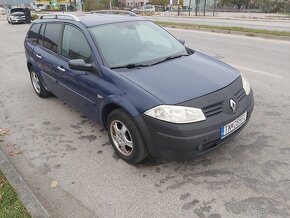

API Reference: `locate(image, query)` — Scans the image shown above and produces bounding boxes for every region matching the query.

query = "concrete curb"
[0,147,50,218]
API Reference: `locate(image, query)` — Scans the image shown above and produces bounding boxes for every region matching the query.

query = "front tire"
[107,109,148,164]
[29,68,51,98]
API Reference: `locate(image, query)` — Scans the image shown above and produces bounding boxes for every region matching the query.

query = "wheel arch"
[100,97,141,130]
[101,103,120,130]
[27,61,33,72]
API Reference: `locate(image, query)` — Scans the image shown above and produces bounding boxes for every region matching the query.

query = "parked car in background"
[7,8,30,24]
[140,5,155,12]
[24,12,254,164]
[132,8,140,13]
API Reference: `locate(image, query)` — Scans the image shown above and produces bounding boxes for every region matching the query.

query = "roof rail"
[39,14,80,21]
[89,10,137,17]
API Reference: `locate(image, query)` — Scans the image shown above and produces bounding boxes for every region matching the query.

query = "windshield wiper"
[111,63,150,69]
[151,54,189,66]
[111,54,189,69]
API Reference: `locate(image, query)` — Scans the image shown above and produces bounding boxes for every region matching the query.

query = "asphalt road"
[148,16,290,32]
[0,21,290,218]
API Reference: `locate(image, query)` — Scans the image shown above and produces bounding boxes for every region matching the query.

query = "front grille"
[235,88,246,102]
[203,102,223,118]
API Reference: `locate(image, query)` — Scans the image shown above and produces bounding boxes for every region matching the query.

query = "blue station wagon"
[24,12,254,163]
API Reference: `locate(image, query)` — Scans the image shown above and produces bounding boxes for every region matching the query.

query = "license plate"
[221,111,247,139]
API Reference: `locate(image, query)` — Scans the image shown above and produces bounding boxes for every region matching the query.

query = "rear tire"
[107,109,148,164]
[29,67,51,98]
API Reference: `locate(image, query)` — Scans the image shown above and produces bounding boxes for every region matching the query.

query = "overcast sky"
[1,0,32,5]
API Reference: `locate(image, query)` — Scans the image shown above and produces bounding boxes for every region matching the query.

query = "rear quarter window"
[42,23,62,53]
[27,23,41,44]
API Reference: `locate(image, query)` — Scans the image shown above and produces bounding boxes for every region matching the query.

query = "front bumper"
[136,80,254,160]
[11,18,26,23]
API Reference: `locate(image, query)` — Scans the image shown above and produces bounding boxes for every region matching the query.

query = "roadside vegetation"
[0,171,31,218]
[218,0,290,13]
[81,0,289,13]
[31,13,39,21]
[155,21,290,38]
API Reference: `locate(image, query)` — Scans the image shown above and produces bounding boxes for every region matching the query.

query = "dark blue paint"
[119,51,240,104]
[25,16,241,129]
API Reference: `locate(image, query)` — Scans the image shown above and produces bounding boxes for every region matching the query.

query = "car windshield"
[89,21,188,68]
[11,9,25,15]
[11,12,25,15]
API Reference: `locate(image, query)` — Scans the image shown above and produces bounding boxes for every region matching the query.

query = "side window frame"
[38,21,63,55]
[27,23,41,45]
[37,23,46,47]
[59,23,93,64]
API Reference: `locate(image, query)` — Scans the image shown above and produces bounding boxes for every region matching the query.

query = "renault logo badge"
[229,99,236,112]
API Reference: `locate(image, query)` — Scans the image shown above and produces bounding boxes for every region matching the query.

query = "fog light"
[196,144,204,151]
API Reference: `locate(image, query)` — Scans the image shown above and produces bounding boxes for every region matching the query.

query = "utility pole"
[203,0,206,16]
[195,0,198,16]
[178,0,180,16]
[188,0,192,16]
[213,0,216,16]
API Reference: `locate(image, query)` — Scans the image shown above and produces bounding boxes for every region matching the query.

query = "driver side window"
[61,25,91,63]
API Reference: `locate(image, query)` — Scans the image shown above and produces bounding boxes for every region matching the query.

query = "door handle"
[57,66,65,72]
[36,54,42,59]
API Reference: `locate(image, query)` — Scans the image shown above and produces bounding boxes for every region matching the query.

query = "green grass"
[0,171,31,218]
[155,21,290,37]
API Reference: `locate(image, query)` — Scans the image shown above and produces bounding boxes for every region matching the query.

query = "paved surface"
[0,149,49,218]
[148,16,290,32]
[0,21,290,218]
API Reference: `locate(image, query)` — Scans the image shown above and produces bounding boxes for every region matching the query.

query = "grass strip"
[0,170,31,218]
[155,21,290,37]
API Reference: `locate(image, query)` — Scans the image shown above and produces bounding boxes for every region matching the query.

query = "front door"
[56,24,99,121]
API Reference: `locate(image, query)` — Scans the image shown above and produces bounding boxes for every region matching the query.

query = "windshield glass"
[89,21,188,68]
[11,9,25,15]
[11,12,25,15]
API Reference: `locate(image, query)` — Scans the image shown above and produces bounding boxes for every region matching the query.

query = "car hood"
[119,51,240,104]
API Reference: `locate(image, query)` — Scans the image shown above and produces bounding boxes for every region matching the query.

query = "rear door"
[25,23,41,61]
[34,22,62,93]
[56,24,99,121]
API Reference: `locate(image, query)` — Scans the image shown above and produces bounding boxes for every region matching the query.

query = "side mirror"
[178,39,185,45]
[68,59,95,72]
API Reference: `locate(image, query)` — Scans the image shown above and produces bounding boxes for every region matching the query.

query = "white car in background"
[140,5,155,12]
[7,8,27,24]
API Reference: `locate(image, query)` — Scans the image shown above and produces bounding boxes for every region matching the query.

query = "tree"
[83,0,112,11]
[149,0,168,6]
[98,0,111,9]
[231,0,250,9]
[83,0,98,11]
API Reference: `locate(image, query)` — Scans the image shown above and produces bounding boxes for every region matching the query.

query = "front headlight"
[241,74,251,95]
[144,105,206,124]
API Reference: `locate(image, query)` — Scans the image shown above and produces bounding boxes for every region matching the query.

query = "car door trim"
[42,70,56,82]
[58,80,96,104]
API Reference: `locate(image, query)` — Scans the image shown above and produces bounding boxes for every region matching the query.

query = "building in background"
[118,0,149,7]
[31,0,83,10]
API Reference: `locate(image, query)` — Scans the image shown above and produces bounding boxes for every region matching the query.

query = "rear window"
[42,23,62,53]
[27,23,41,44]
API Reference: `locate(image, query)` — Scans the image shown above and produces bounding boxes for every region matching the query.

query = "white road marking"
[229,63,283,79]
